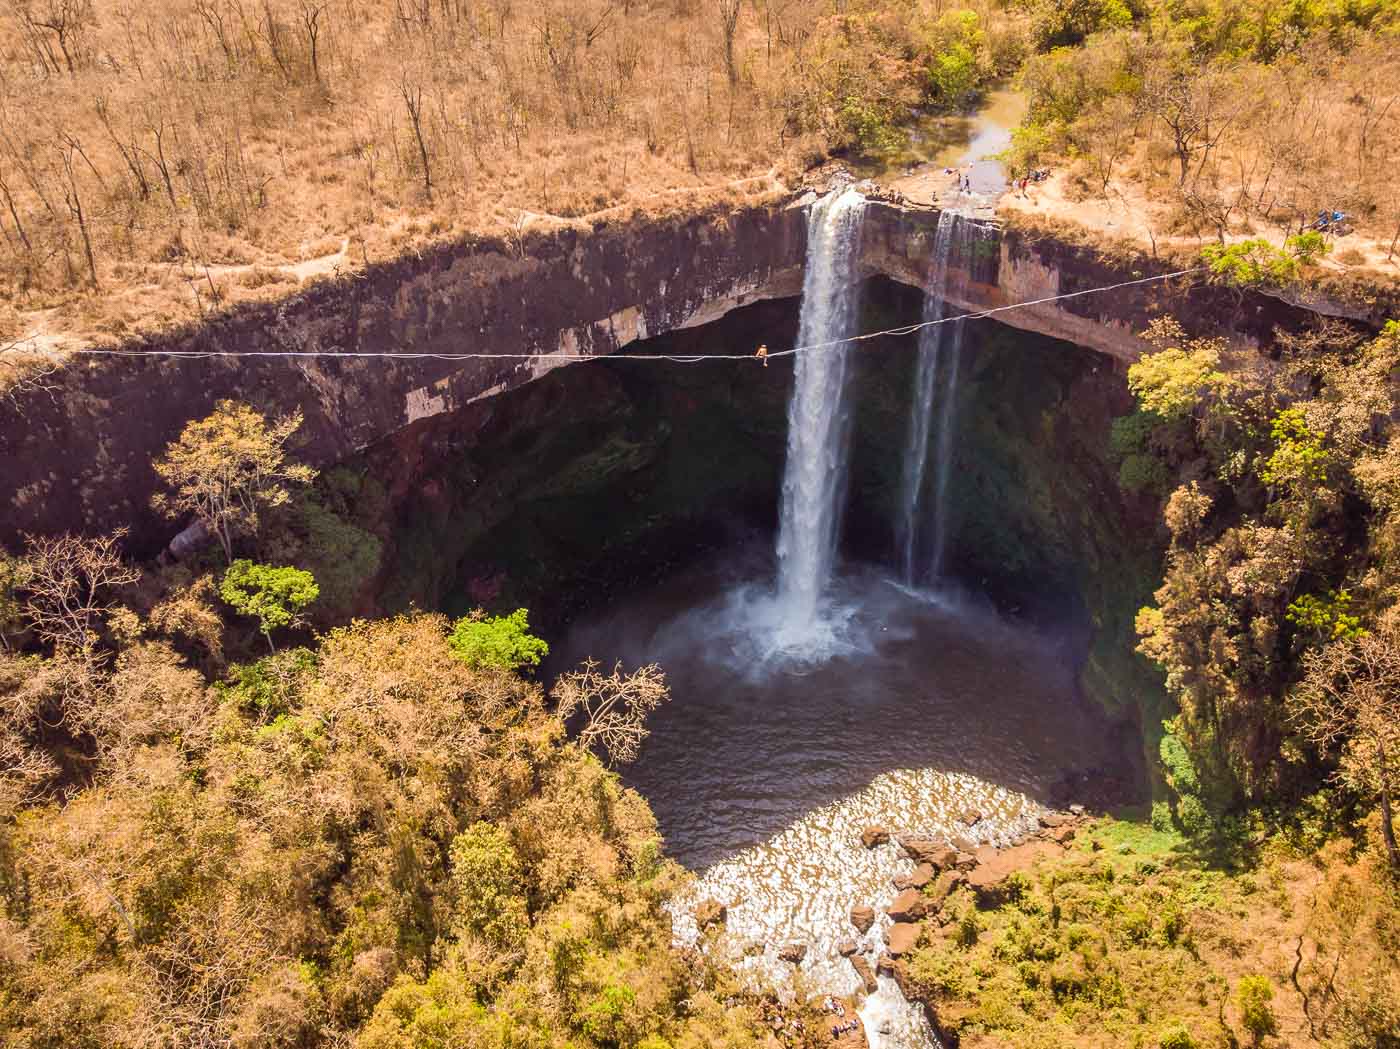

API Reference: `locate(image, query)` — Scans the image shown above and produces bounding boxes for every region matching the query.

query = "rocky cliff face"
[0,199,807,551]
[0,194,1364,549]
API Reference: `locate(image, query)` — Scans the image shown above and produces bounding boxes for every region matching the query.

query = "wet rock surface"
[886,889,928,923]
[898,837,957,869]
[850,905,876,935]
[861,826,891,849]
[892,863,935,891]
[778,943,808,965]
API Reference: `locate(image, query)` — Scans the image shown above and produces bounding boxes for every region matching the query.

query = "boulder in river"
[838,939,859,957]
[850,905,876,934]
[861,826,891,849]
[777,943,807,965]
[898,837,957,869]
[694,899,727,929]
[886,888,928,923]
[892,862,936,892]
[885,923,920,957]
[850,954,879,994]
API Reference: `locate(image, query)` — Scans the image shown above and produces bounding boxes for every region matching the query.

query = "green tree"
[1235,975,1278,1045]
[921,11,987,109]
[220,560,319,651]
[153,401,316,562]
[1287,590,1365,645]
[449,822,528,948]
[447,608,548,671]
[1201,240,1300,287]
[1261,408,1331,490]
[1029,0,1134,50]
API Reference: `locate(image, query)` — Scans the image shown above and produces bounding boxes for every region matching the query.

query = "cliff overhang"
[0,194,1383,549]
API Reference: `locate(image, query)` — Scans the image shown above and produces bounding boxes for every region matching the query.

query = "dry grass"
[998,33,1400,286]
[0,0,856,348]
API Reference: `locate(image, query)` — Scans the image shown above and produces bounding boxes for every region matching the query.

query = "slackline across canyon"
[19,267,1203,366]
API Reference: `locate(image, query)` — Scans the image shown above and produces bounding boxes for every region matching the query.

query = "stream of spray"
[770,187,867,649]
[896,212,983,585]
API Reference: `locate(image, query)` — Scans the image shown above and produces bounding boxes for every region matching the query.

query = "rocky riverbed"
[668,761,1095,1049]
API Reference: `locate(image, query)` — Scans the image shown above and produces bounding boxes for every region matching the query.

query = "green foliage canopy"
[219,560,319,646]
[448,608,549,671]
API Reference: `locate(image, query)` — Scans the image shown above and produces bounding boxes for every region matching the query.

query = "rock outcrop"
[861,826,891,849]
[777,943,807,965]
[892,863,935,891]
[850,905,876,934]
[885,923,920,957]
[1,196,1356,550]
[849,954,879,995]
[886,889,928,923]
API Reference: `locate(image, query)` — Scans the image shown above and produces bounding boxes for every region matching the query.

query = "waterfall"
[896,211,980,585]
[772,187,867,639]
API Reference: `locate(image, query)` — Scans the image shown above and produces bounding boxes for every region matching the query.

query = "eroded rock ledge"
[0,194,1365,548]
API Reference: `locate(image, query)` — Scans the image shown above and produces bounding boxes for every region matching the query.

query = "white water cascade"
[771,187,867,651]
[896,211,985,585]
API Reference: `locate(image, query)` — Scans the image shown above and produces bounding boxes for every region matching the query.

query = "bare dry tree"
[0,335,60,410]
[552,658,668,766]
[1294,627,1400,869]
[718,0,742,88]
[18,529,139,653]
[398,65,433,202]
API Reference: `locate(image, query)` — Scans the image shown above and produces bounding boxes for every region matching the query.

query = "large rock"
[694,899,726,929]
[837,939,859,958]
[886,888,928,923]
[861,826,891,848]
[1048,823,1077,845]
[777,943,807,964]
[966,840,1059,903]
[899,837,957,869]
[885,923,921,956]
[893,863,936,891]
[849,954,879,995]
[850,905,876,934]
